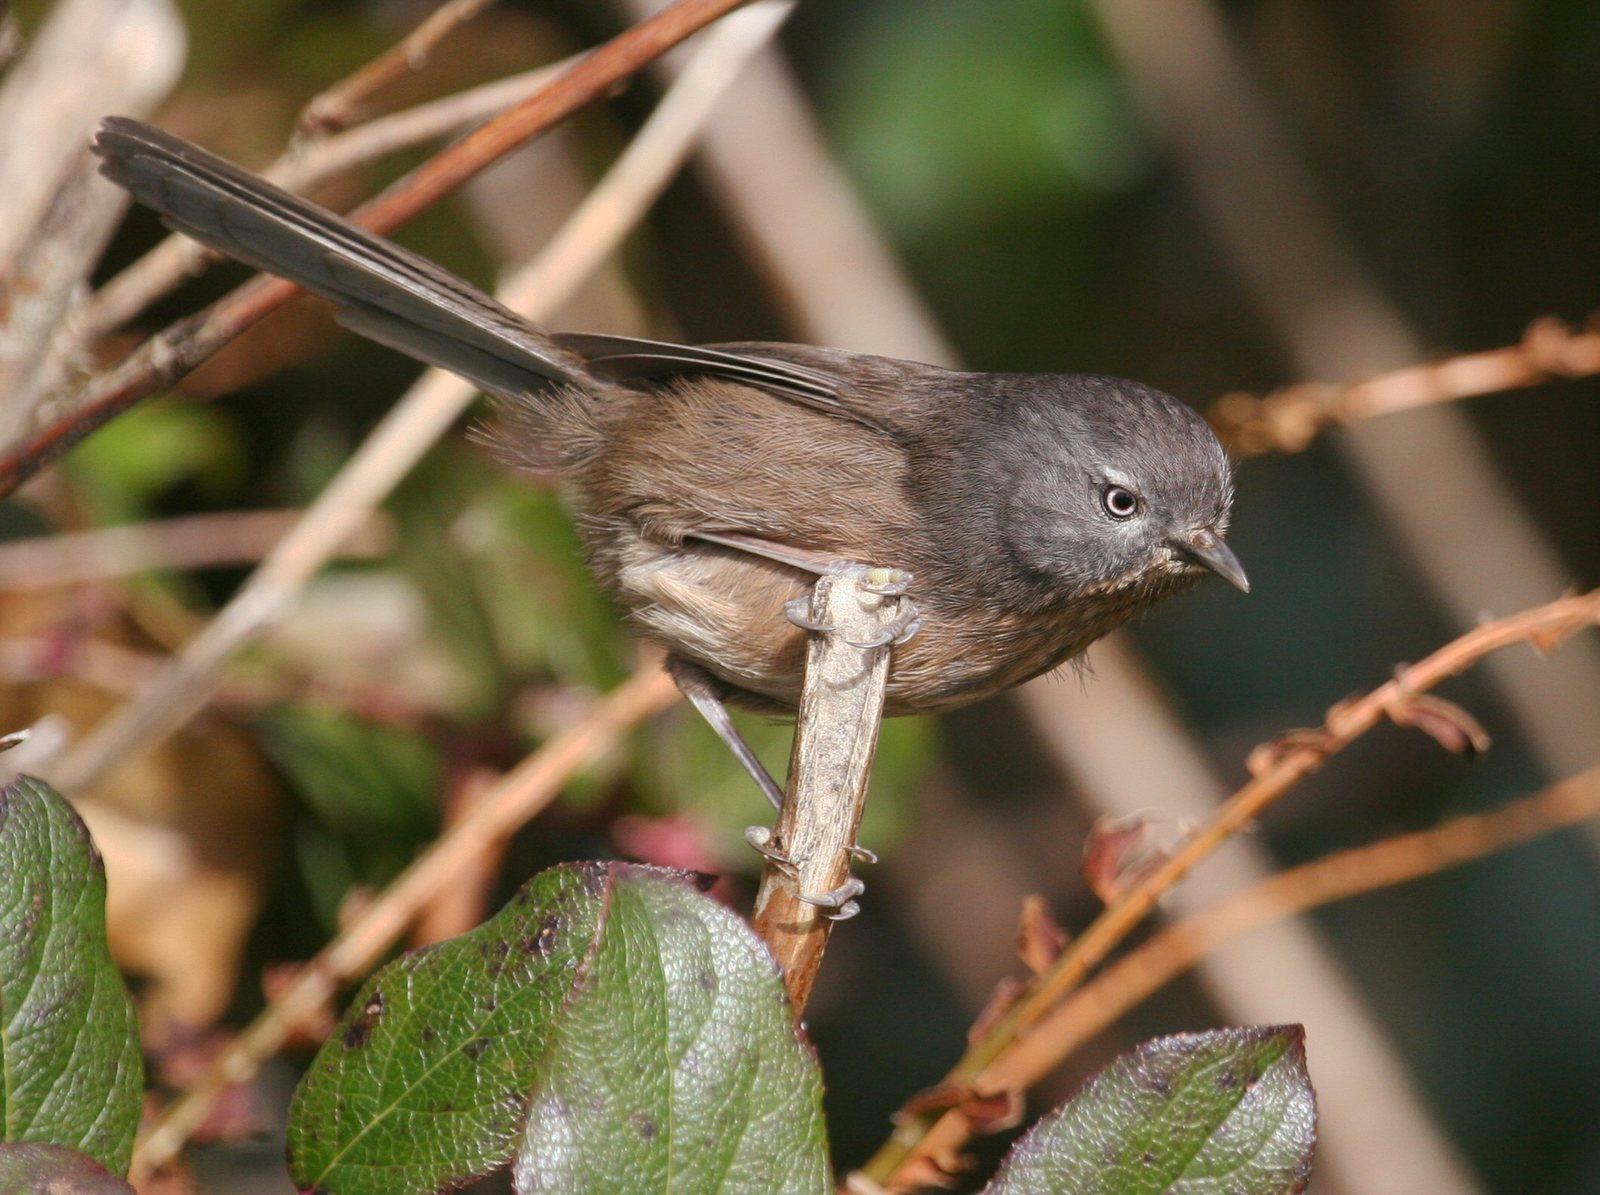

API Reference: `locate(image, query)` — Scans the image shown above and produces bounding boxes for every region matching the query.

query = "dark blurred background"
[3,0,1598,1190]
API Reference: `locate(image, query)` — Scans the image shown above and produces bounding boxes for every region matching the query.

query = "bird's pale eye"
[1101,484,1140,520]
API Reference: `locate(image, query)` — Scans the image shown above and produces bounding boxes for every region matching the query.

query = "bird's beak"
[1173,528,1250,593]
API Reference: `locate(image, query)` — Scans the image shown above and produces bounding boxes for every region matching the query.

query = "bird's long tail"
[92,116,593,402]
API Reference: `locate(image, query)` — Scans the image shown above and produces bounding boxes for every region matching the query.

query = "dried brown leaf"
[1015,895,1068,974]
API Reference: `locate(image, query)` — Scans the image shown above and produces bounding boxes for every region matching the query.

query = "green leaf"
[287,863,829,1195]
[0,1143,134,1192]
[0,778,143,1174]
[986,1025,1315,1195]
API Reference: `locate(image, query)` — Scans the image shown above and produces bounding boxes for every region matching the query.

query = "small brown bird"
[94,118,1247,819]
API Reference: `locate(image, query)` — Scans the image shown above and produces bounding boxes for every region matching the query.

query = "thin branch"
[0,13,23,72]
[0,0,757,500]
[128,665,681,1181]
[81,58,578,340]
[0,0,184,444]
[0,509,392,588]
[0,635,159,696]
[43,0,790,796]
[991,764,1600,1095]
[298,0,501,134]
[858,586,1600,1189]
[1212,313,1600,458]
[0,0,182,268]
[752,574,900,1012]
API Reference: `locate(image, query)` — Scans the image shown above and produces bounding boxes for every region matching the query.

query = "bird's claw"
[785,596,834,634]
[795,875,866,921]
[845,601,922,649]
[747,827,873,918]
[745,824,801,879]
[790,593,922,650]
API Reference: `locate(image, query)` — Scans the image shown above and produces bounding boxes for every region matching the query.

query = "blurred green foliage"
[6,0,1600,1189]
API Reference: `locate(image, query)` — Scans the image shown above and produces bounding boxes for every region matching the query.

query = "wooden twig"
[0,509,391,588]
[0,0,184,444]
[82,58,578,340]
[46,0,789,789]
[1211,313,1600,458]
[0,0,756,500]
[298,0,501,134]
[752,574,902,1012]
[0,13,23,72]
[0,0,182,267]
[859,586,1600,1189]
[991,764,1600,1094]
[129,666,681,1181]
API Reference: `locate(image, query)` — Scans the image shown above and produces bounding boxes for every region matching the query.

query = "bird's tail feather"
[93,116,590,401]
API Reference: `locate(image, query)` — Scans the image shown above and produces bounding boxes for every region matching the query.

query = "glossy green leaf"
[287,863,828,1194]
[0,778,143,1174]
[0,1143,134,1192]
[986,1025,1315,1195]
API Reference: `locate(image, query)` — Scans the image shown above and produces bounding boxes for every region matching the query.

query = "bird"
[92,116,1247,845]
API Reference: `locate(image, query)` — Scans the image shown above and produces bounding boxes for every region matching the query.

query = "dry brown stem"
[0,509,391,589]
[82,58,576,340]
[298,0,501,134]
[0,0,756,500]
[0,0,184,445]
[752,574,900,1012]
[995,763,1600,1097]
[859,586,1600,1189]
[1212,313,1600,458]
[129,666,681,1180]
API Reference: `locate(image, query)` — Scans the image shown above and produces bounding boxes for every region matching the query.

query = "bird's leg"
[667,656,785,810]
[669,655,876,918]
[691,530,922,647]
[674,538,899,914]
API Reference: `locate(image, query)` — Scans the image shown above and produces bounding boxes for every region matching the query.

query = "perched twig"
[0,0,757,499]
[0,509,391,588]
[1212,313,1600,458]
[992,764,1600,1094]
[859,586,1600,1189]
[752,574,902,1012]
[298,0,500,134]
[82,58,578,340]
[129,666,681,1181]
[46,0,790,795]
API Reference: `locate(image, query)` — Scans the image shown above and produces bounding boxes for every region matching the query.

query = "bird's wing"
[553,333,942,437]
[93,117,586,399]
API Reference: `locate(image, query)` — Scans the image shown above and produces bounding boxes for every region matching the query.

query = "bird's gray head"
[981,373,1246,609]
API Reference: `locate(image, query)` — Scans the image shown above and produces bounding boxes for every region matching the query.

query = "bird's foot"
[795,875,865,921]
[785,592,922,648]
[745,826,872,920]
[827,561,914,597]
[746,824,800,878]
